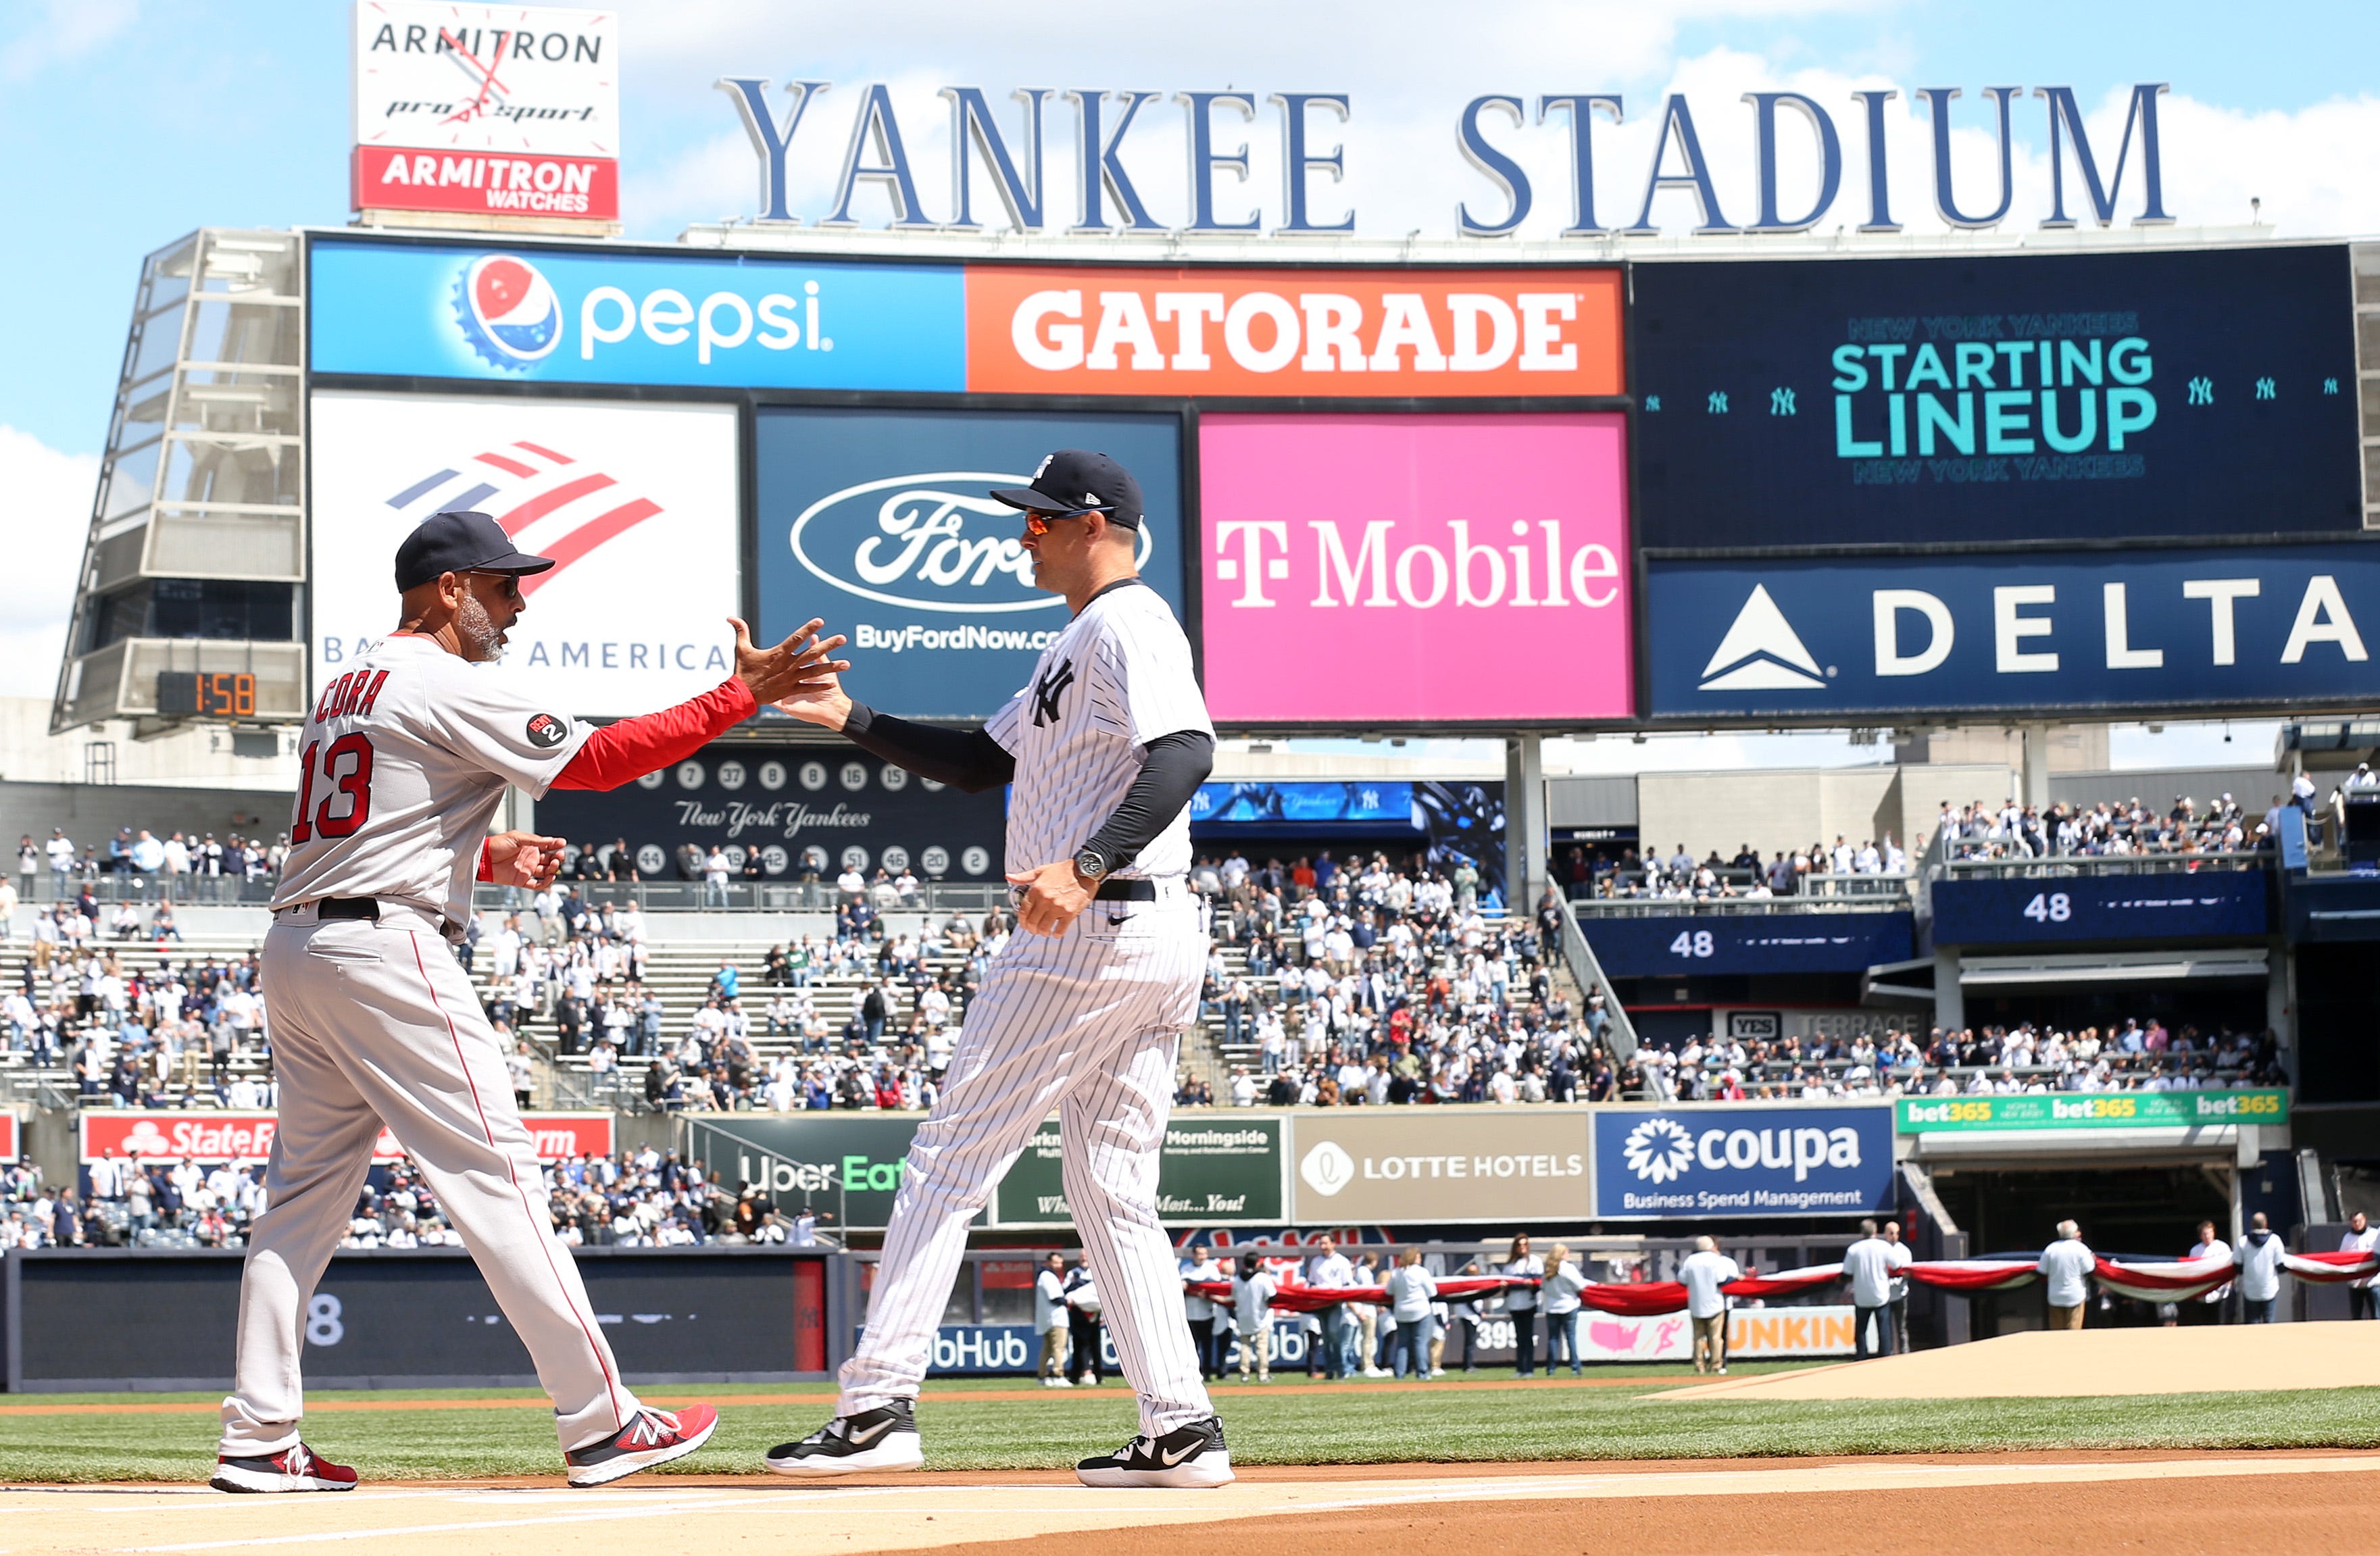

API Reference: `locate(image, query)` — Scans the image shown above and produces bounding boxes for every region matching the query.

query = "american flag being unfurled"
[385,438,663,596]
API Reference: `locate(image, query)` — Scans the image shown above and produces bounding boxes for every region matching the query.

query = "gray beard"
[457,591,506,662]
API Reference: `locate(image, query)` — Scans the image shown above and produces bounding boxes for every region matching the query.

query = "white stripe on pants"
[839,894,1214,1436]
[221,909,638,1455]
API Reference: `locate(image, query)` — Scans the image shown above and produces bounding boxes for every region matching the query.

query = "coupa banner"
[308,236,964,389]
[754,405,1187,720]
[1591,1105,1895,1220]
[1647,543,2380,720]
[78,1111,613,1163]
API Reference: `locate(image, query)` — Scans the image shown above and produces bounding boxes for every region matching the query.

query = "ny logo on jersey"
[1031,659,1076,727]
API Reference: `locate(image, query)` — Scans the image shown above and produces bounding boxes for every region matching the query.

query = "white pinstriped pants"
[222,905,641,1456]
[840,890,1215,1436]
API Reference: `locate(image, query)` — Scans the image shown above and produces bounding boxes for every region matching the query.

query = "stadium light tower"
[50,230,309,734]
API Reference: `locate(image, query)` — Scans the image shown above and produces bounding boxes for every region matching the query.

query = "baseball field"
[3,1326,2377,1555]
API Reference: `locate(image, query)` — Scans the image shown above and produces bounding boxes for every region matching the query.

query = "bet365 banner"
[1897,1089,2287,1134]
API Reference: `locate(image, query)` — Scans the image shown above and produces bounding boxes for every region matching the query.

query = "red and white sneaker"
[210,1442,358,1494]
[565,1404,719,1487]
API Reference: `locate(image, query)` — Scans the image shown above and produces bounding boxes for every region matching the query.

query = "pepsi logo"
[454,255,562,369]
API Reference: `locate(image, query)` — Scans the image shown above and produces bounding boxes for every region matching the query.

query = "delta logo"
[455,253,562,369]
[1700,584,1829,693]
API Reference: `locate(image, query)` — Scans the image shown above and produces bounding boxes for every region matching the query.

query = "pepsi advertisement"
[1632,245,2362,548]
[307,236,964,390]
[1592,1105,1895,1220]
[1930,871,2269,947]
[1579,912,1912,978]
[753,407,1187,722]
[1647,543,2380,721]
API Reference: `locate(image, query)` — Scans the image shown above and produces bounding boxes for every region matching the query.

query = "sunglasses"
[1022,507,1096,537]
[466,570,526,603]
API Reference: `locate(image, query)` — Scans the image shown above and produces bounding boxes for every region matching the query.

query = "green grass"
[3,1372,2375,1484]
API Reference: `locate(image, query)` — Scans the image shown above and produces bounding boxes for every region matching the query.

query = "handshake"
[729,615,857,731]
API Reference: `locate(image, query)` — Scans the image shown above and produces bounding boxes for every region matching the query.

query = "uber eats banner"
[1591,1105,1895,1220]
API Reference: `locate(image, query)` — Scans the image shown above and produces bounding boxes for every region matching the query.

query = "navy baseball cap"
[989,449,1143,530]
[394,511,555,592]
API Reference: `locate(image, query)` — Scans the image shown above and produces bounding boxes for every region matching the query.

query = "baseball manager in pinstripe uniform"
[766,450,1230,1488]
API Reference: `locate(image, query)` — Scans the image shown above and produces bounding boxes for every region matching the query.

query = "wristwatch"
[1074,843,1113,883]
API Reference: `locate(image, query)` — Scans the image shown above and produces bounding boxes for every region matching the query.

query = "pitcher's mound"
[1662,1321,2380,1401]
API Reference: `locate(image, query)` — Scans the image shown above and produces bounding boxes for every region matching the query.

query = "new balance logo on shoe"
[564,1403,718,1488]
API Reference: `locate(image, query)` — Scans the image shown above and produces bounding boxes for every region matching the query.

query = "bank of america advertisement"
[1591,1105,1895,1220]
[309,392,739,717]
[1632,245,2361,549]
[1648,543,2380,720]
[754,406,1187,722]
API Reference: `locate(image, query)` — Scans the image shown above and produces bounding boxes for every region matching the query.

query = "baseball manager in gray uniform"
[214,510,843,1492]
[766,450,1229,1488]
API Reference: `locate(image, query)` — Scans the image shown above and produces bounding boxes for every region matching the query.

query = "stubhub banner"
[309,236,963,390]
[1592,1105,1895,1220]
[1649,543,2380,720]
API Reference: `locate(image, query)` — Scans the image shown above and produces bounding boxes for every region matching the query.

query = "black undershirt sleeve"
[1082,730,1215,870]
[841,702,1017,793]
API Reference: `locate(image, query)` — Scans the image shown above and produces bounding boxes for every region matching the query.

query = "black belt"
[1093,878,1158,901]
[316,897,381,921]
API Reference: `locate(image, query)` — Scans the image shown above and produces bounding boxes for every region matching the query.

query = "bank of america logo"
[385,441,663,597]
[1700,584,1825,692]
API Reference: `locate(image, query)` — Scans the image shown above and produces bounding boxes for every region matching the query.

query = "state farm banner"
[966,266,1622,396]
[1200,412,1633,725]
[351,3,620,222]
[79,1111,613,1164]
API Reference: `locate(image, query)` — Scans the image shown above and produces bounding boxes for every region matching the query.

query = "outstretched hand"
[487,830,566,890]
[766,617,857,731]
[732,617,850,709]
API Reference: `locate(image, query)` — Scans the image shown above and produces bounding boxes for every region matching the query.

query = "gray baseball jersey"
[983,581,1212,878]
[274,634,588,922]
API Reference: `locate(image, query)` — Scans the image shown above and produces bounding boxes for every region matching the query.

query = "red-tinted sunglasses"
[1022,507,1097,536]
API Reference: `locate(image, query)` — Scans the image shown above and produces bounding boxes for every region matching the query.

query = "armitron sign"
[78,1111,613,1163]
[351,3,620,223]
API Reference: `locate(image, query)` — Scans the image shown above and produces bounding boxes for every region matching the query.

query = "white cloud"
[1,0,137,82]
[0,426,99,700]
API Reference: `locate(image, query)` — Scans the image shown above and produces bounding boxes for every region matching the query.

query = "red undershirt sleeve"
[476,840,495,882]
[549,678,758,793]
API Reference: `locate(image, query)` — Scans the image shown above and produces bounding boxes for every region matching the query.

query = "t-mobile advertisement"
[1198,413,1633,725]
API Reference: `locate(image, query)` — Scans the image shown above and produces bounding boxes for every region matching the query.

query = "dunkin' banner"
[78,1111,614,1164]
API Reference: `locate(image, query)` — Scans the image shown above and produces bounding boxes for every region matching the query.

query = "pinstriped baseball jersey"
[983,580,1211,878]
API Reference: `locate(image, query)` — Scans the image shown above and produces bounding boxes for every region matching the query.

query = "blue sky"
[1,0,2372,768]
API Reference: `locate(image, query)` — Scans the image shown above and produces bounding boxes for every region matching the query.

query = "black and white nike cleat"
[764,1399,924,1476]
[1076,1415,1233,1488]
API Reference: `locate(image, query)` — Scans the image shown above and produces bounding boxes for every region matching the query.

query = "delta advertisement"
[1929,870,2271,945]
[78,1111,613,1163]
[534,741,1007,882]
[753,406,1187,721]
[964,266,1625,396]
[1591,1105,1895,1220]
[308,237,965,389]
[1199,413,1633,725]
[1631,245,2362,549]
[308,392,739,717]
[1647,544,2380,721]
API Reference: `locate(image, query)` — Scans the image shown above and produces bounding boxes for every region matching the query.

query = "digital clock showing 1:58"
[156,671,256,718]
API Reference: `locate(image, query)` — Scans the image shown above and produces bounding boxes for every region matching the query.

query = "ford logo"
[788,471,1154,614]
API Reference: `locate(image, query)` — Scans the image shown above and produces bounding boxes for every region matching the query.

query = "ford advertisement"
[1591,1105,1895,1220]
[1631,245,2361,548]
[308,236,964,390]
[754,406,1187,721]
[1647,543,2380,721]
